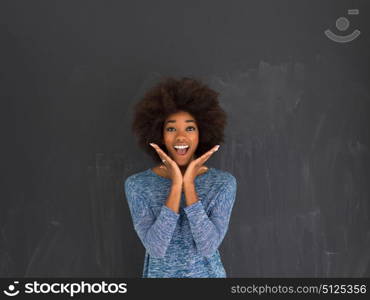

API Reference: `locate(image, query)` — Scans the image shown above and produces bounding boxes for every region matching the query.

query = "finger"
[159,164,169,175]
[149,143,173,164]
[156,147,173,164]
[198,165,208,174]
[197,145,220,165]
[151,145,170,163]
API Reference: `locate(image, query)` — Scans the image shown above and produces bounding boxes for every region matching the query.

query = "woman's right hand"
[149,143,183,185]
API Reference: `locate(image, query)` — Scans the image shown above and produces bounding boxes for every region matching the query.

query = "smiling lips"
[173,144,189,156]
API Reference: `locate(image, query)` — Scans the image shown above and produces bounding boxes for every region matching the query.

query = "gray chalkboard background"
[1,0,369,277]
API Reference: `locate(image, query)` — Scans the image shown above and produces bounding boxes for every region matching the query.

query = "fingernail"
[149,143,154,147]
[215,145,220,151]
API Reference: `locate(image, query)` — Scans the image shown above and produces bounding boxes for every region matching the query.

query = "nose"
[175,128,188,137]
[175,136,186,142]
[175,132,187,142]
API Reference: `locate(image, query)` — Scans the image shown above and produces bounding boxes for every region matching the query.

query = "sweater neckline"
[149,167,214,181]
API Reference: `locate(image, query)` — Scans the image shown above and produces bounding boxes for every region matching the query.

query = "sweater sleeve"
[183,175,237,257]
[124,177,180,259]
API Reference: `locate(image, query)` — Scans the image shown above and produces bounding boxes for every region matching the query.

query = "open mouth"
[173,145,189,156]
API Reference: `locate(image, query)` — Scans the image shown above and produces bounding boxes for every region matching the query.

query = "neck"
[179,155,195,175]
[179,165,187,175]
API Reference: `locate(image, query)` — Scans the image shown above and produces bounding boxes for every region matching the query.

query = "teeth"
[174,145,189,149]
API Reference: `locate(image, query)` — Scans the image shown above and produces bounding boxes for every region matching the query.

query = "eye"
[165,126,196,132]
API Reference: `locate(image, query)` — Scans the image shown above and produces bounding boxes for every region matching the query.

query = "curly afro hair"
[131,76,227,164]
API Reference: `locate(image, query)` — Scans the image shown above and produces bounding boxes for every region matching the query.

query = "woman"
[124,76,237,278]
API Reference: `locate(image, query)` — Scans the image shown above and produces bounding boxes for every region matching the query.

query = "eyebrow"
[165,120,195,124]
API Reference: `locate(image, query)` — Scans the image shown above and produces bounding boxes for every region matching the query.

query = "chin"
[176,160,189,167]
[171,154,194,166]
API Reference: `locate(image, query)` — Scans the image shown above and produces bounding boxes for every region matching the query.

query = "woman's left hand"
[183,145,220,184]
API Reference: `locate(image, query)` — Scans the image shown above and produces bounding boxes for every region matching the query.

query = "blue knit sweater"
[124,167,237,278]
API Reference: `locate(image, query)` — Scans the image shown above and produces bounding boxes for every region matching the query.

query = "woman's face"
[162,110,199,167]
